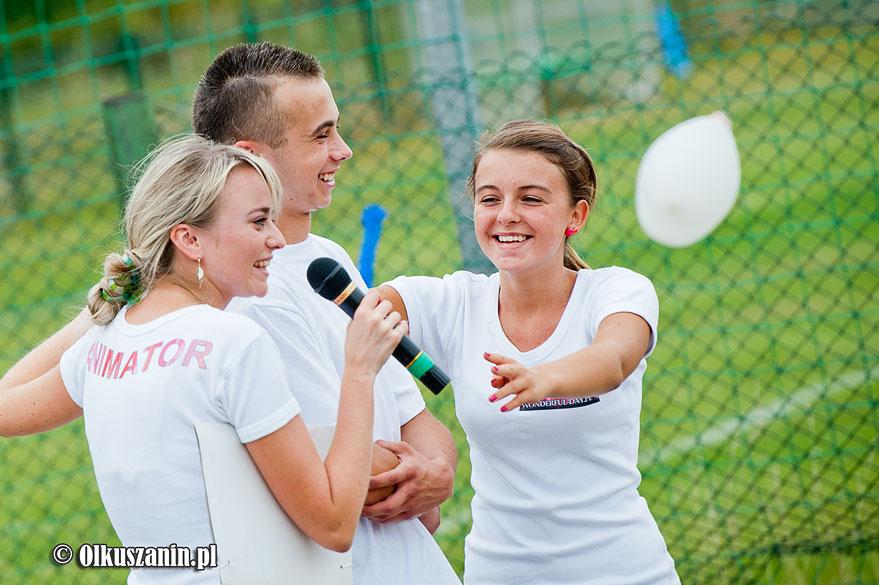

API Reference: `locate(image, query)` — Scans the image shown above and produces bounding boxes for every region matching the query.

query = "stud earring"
[196,258,205,284]
[564,226,578,238]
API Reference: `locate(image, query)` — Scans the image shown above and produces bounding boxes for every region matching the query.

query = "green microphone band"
[406,352,435,379]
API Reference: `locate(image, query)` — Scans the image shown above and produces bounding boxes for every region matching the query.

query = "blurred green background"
[0,0,877,583]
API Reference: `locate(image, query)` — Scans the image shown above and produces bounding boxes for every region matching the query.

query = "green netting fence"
[1,0,877,583]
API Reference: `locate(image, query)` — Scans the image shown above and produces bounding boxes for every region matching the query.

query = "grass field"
[0,13,876,585]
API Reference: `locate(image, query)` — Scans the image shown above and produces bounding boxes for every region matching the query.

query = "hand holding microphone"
[307,258,450,394]
[344,289,408,378]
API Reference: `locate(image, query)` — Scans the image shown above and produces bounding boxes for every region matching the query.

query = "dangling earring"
[196,258,205,284]
[564,226,578,238]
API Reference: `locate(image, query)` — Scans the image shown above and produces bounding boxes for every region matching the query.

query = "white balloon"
[635,111,741,248]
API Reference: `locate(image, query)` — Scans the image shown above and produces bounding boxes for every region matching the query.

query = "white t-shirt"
[59,304,300,585]
[228,234,461,585]
[387,267,680,585]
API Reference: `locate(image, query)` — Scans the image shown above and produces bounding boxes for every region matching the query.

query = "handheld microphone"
[307,257,450,395]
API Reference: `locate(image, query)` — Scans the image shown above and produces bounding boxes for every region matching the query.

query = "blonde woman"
[0,135,406,585]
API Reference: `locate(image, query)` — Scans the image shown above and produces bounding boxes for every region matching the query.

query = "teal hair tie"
[116,253,142,304]
[100,275,141,305]
[100,279,123,302]
[123,289,141,305]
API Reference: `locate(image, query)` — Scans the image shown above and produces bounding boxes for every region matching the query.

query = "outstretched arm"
[0,366,82,437]
[1,307,92,388]
[487,312,652,412]
[0,309,91,437]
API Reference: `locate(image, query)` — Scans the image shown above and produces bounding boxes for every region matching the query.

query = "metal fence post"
[119,32,143,92]
[0,62,30,214]
[416,0,493,274]
[360,0,391,119]
[241,0,259,44]
[101,94,158,209]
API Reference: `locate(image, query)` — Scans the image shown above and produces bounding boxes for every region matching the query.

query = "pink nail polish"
[489,394,497,403]
[483,352,491,359]
[500,405,508,412]
[491,366,499,374]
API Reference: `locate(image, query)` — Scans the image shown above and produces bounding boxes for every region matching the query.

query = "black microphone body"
[322,285,431,378]
[307,257,450,395]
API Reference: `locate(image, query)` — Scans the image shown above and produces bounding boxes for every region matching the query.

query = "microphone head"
[307,257,352,300]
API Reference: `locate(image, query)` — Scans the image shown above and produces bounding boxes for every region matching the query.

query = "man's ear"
[168,223,202,261]
[234,140,261,155]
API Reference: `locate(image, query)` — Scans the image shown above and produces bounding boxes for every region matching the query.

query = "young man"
[192,43,460,583]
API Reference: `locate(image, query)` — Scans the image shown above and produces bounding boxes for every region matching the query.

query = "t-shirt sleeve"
[217,330,301,444]
[589,268,660,357]
[384,273,465,373]
[59,328,100,408]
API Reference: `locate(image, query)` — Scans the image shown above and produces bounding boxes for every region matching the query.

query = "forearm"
[323,370,376,530]
[488,313,653,413]
[247,371,379,553]
[1,307,92,390]
[535,343,628,399]
[0,367,82,438]
[502,312,652,402]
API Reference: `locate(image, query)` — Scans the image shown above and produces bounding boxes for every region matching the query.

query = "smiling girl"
[0,135,406,585]
[378,120,680,584]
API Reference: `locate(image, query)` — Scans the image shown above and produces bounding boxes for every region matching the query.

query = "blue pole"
[656,1,693,79]
[359,204,388,287]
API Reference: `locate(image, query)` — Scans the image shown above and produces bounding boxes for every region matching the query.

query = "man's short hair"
[192,42,324,147]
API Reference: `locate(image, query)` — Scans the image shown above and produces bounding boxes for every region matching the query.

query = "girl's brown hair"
[468,120,598,269]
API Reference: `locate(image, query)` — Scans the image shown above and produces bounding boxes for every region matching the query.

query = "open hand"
[485,352,558,412]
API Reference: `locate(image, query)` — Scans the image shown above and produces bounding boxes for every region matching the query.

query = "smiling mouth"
[254,259,271,269]
[494,234,530,243]
[318,172,336,186]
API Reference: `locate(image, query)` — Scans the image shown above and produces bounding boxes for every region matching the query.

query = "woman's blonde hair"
[87,134,283,325]
[467,119,598,270]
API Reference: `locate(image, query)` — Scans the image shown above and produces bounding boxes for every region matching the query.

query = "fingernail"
[500,405,508,412]
[491,366,499,374]
[483,352,491,359]
[488,394,497,403]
